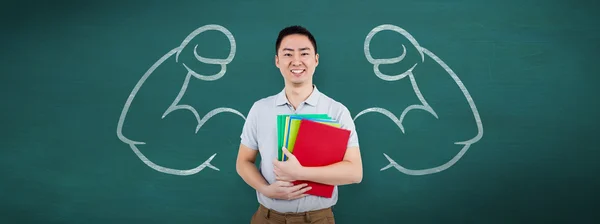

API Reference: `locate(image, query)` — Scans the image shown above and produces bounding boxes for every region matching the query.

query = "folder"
[277,114,329,161]
[283,116,339,161]
[291,119,351,198]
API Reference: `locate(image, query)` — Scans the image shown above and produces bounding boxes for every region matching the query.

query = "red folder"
[292,119,351,198]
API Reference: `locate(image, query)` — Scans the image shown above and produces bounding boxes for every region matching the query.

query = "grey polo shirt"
[239,85,360,213]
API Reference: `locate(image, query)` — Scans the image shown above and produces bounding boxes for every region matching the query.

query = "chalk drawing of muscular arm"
[355,24,484,175]
[116,24,245,176]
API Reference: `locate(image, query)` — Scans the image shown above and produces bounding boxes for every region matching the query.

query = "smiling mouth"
[291,69,305,75]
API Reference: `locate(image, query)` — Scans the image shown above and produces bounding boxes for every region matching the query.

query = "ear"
[275,54,280,68]
[315,53,319,67]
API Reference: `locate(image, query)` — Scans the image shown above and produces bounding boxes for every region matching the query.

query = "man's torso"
[245,86,358,213]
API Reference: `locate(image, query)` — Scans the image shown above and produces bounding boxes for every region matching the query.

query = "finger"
[289,183,309,192]
[282,147,293,158]
[290,193,308,200]
[298,186,312,194]
[288,186,312,199]
[290,185,312,197]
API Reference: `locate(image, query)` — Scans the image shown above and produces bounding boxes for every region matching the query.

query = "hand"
[273,147,304,182]
[261,180,312,200]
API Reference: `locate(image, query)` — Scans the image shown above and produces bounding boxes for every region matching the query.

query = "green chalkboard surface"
[1,0,599,223]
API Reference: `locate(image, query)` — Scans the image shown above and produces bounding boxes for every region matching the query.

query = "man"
[236,25,362,224]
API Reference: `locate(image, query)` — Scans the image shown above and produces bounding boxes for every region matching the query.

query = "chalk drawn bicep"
[163,24,241,132]
[117,47,180,145]
[418,46,484,145]
[360,24,484,176]
[117,24,243,176]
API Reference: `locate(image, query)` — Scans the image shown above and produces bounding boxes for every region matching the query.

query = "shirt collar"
[275,85,321,107]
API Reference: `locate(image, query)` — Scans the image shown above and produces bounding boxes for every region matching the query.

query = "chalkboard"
[2,0,599,223]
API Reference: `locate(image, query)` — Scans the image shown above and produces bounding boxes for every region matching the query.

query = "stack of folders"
[276,114,351,198]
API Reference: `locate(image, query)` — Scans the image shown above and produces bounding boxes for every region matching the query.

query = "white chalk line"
[356,24,484,176]
[117,24,245,176]
[116,23,483,176]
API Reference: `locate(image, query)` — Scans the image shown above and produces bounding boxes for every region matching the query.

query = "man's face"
[275,34,319,85]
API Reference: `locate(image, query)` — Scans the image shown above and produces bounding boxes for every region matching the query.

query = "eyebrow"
[282,47,312,51]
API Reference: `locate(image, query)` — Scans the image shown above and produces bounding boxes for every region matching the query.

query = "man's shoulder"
[252,94,277,107]
[248,91,280,112]
[318,91,350,113]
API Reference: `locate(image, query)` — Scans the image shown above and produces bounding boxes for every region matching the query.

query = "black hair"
[275,25,317,55]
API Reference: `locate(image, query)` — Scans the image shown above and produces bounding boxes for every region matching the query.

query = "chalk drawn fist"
[355,24,484,175]
[116,24,245,175]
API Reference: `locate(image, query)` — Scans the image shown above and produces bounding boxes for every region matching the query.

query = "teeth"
[291,69,304,74]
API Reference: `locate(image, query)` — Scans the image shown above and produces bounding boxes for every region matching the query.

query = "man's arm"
[235,144,270,194]
[296,104,363,186]
[237,144,313,200]
[298,146,363,185]
[299,147,363,185]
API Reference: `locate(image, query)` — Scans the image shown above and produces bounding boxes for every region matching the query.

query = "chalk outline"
[116,24,483,176]
[356,24,484,175]
[116,24,245,176]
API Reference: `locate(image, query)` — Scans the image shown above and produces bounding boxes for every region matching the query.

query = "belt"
[258,204,331,223]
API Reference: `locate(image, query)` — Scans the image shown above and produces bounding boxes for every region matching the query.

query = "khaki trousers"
[250,204,335,224]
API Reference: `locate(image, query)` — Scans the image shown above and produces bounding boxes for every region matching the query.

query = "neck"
[284,83,314,109]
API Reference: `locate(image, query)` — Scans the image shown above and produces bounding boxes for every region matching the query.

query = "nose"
[292,60,302,66]
[292,54,302,66]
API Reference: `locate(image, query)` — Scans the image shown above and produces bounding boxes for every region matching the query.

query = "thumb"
[282,147,294,157]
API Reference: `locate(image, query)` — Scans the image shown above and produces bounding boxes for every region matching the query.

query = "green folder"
[277,114,330,161]
[283,116,340,161]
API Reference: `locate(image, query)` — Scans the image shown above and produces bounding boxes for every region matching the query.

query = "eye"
[284,53,292,56]
[302,53,310,56]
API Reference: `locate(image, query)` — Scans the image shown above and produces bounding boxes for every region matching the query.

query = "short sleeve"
[240,102,259,150]
[338,105,360,148]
